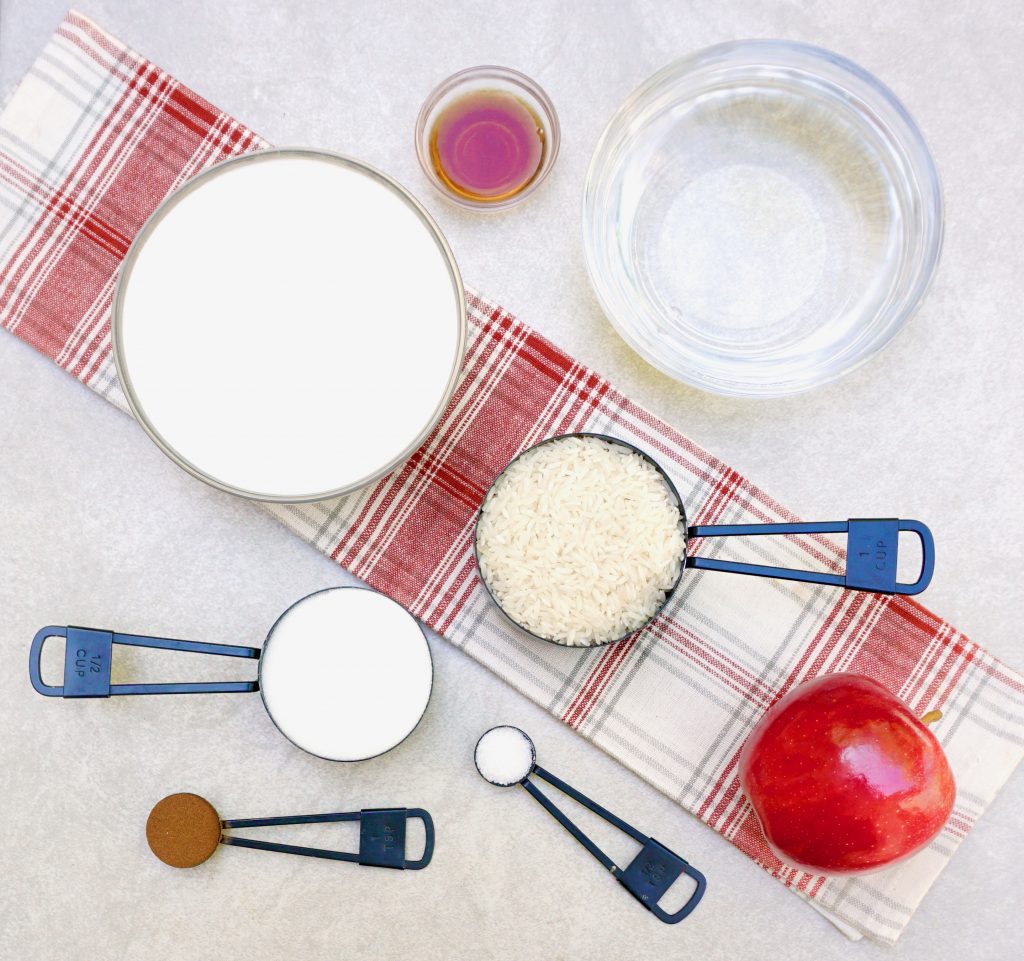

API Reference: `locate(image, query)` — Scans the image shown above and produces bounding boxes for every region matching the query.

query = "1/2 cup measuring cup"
[474,433,935,647]
[29,587,433,762]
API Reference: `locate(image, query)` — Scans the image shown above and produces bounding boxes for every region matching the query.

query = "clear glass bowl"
[415,66,560,210]
[582,41,943,397]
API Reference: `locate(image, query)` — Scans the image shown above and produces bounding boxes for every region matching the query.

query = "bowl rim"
[112,146,467,503]
[581,39,945,398]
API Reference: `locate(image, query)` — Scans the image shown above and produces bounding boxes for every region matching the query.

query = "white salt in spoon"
[474,725,707,924]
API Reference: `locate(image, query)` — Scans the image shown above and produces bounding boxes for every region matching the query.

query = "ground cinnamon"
[146,793,221,868]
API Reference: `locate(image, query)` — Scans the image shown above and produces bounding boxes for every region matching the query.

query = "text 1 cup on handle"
[29,626,260,698]
[685,518,935,596]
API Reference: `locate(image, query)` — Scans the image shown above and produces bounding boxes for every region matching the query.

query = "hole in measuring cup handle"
[616,837,707,924]
[28,625,260,697]
[29,626,113,697]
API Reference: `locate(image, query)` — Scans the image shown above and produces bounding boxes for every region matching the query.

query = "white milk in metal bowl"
[258,587,433,761]
[114,148,465,502]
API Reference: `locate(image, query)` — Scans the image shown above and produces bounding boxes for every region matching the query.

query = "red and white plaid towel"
[3,11,1022,943]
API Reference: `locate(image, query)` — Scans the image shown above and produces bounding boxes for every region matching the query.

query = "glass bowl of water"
[582,41,943,397]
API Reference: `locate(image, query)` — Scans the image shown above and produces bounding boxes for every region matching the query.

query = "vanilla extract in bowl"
[430,90,545,202]
[416,66,560,209]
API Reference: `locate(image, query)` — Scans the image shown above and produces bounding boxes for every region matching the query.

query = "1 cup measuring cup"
[474,433,936,647]
[29,587,433,762]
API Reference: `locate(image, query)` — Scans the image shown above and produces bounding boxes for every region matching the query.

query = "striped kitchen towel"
[2,11,1022,943]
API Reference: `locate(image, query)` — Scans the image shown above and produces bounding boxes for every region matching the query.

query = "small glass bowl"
[415,65,560,210]
[583,41,944,397]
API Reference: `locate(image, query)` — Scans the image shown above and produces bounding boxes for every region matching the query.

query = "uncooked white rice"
[475,435,685,646]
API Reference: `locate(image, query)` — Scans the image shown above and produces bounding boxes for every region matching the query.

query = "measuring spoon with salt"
[474,726,706,924]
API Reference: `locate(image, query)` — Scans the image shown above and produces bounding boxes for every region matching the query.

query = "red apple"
[738,673,955,875]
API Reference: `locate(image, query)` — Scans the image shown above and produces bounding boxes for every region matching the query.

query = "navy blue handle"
[402,809,436,870]
[619,838,708,924]
[686,518,934,596]
[29,625,260,698]
[29,626,68,697]
[523,765,705,923]
[220,808,434,870]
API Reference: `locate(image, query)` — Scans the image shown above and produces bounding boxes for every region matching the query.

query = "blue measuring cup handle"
[29,625,260,698]
[686,518,935,596]
[617,838,708,923]
[219,807,435,870]
[522,765,707,924]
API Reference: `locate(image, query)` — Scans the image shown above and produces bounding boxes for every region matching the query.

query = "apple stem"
[920,709,943,725]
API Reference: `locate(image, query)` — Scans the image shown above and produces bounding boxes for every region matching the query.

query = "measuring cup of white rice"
[473,433,936,647]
